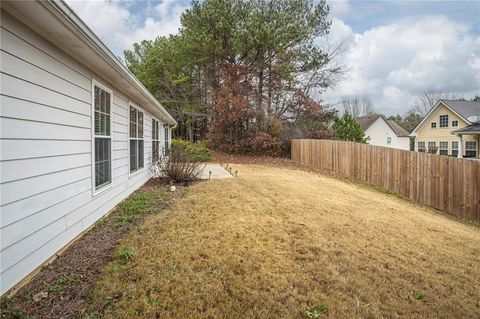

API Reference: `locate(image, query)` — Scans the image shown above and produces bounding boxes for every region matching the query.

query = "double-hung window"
[129,105,144,173]
[164,125,170,153]
[451,141,458,157]
[439,115,448,128]
[439,141,448,155]
[417,141,426,152]
[427,141,437,154]
[465,141,477,158]
[152,119,160,162]
[93,83,112,191]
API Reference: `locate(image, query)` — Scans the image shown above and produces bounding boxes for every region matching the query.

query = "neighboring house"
[356,115,410,150]
[0,1,176,294]
[410,100,480,158]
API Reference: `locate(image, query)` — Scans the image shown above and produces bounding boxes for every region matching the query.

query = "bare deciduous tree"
[413,90,463,116]
[340,96,376,118]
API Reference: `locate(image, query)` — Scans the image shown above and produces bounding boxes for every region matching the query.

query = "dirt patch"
[1,180,184,319]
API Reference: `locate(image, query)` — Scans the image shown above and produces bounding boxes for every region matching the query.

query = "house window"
[386,137,392,145]
[164,126,170,152]
[452,120,458,127]
[93,84,112,190]
[129,105,144,173]
[439,115,448,128]
[152,119,160,162]
[428,141,437,154]
[451,141,458,157]
[465,141,477,158]
[439,141,448,155]
[418,141,426,152]
[431,122,437,128]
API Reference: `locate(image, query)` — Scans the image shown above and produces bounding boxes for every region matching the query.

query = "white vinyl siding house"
[356,115,411,150]
[0,2,175,295]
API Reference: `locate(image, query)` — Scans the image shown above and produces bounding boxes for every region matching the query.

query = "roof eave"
[50,0,177,126]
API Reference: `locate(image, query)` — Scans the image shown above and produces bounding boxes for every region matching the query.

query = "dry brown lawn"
[90,165,480,319]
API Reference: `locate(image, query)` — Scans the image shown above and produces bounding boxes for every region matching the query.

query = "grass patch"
[89,165,480,318]
[48,274,80,294]
[118,249,135,261]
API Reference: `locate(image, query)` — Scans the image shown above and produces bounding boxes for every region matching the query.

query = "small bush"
[154,143,205,183]
[172,139,211,162]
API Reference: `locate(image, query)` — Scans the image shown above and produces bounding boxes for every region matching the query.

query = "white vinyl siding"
[0,10,166,294]
[164,126,171,151]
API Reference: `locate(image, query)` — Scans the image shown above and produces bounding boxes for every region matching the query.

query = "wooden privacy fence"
[291,139,480,222]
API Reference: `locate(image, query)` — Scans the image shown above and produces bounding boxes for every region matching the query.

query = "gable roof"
[356,114,409,137]
[410,99,480,136]
[386,120,410,137]
[442,100,480,121]
[1,0,177,126]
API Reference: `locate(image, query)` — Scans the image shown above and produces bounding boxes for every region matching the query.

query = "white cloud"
[66,0,186,57]
[324,15,480,115]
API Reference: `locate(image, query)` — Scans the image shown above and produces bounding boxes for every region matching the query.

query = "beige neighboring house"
[357,114,410,150]
[410,100,480,158]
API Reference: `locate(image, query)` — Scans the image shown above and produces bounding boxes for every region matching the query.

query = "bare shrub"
[152,145,204,183]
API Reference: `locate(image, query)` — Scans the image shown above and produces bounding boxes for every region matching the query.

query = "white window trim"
[91,79,113,196]
[128,103,145,177]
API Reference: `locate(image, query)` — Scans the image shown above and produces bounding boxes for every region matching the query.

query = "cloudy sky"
[66,0,480,116]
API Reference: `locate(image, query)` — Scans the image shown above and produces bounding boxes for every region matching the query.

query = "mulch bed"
[1,180,184,319]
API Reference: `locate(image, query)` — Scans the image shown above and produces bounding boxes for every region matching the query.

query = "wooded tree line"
[124,0,343,155]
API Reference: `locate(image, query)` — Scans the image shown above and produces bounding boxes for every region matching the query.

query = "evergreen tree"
[334,113,369,143]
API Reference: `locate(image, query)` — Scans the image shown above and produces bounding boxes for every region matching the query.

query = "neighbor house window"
[465,141,477,158]
[386,137,392,145]
[439,115,449,128]
[129,105,144,173]
[451,141,458,157]
[428,141,437,154]
[164,125,170,152]
[93,84,112,191]
[452,120,459,127]
[417,141,426,152]
[439,142,448,155]
[431,122,437,128]
[152,119,160,162]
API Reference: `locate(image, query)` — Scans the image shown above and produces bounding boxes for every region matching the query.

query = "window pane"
[130,139,137,172]
[138,140,144,169]
[95,138,111,188]
[130,107,137,138]
[94,87,100,110]
[105,92,111,114]
[138,112,144,138]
